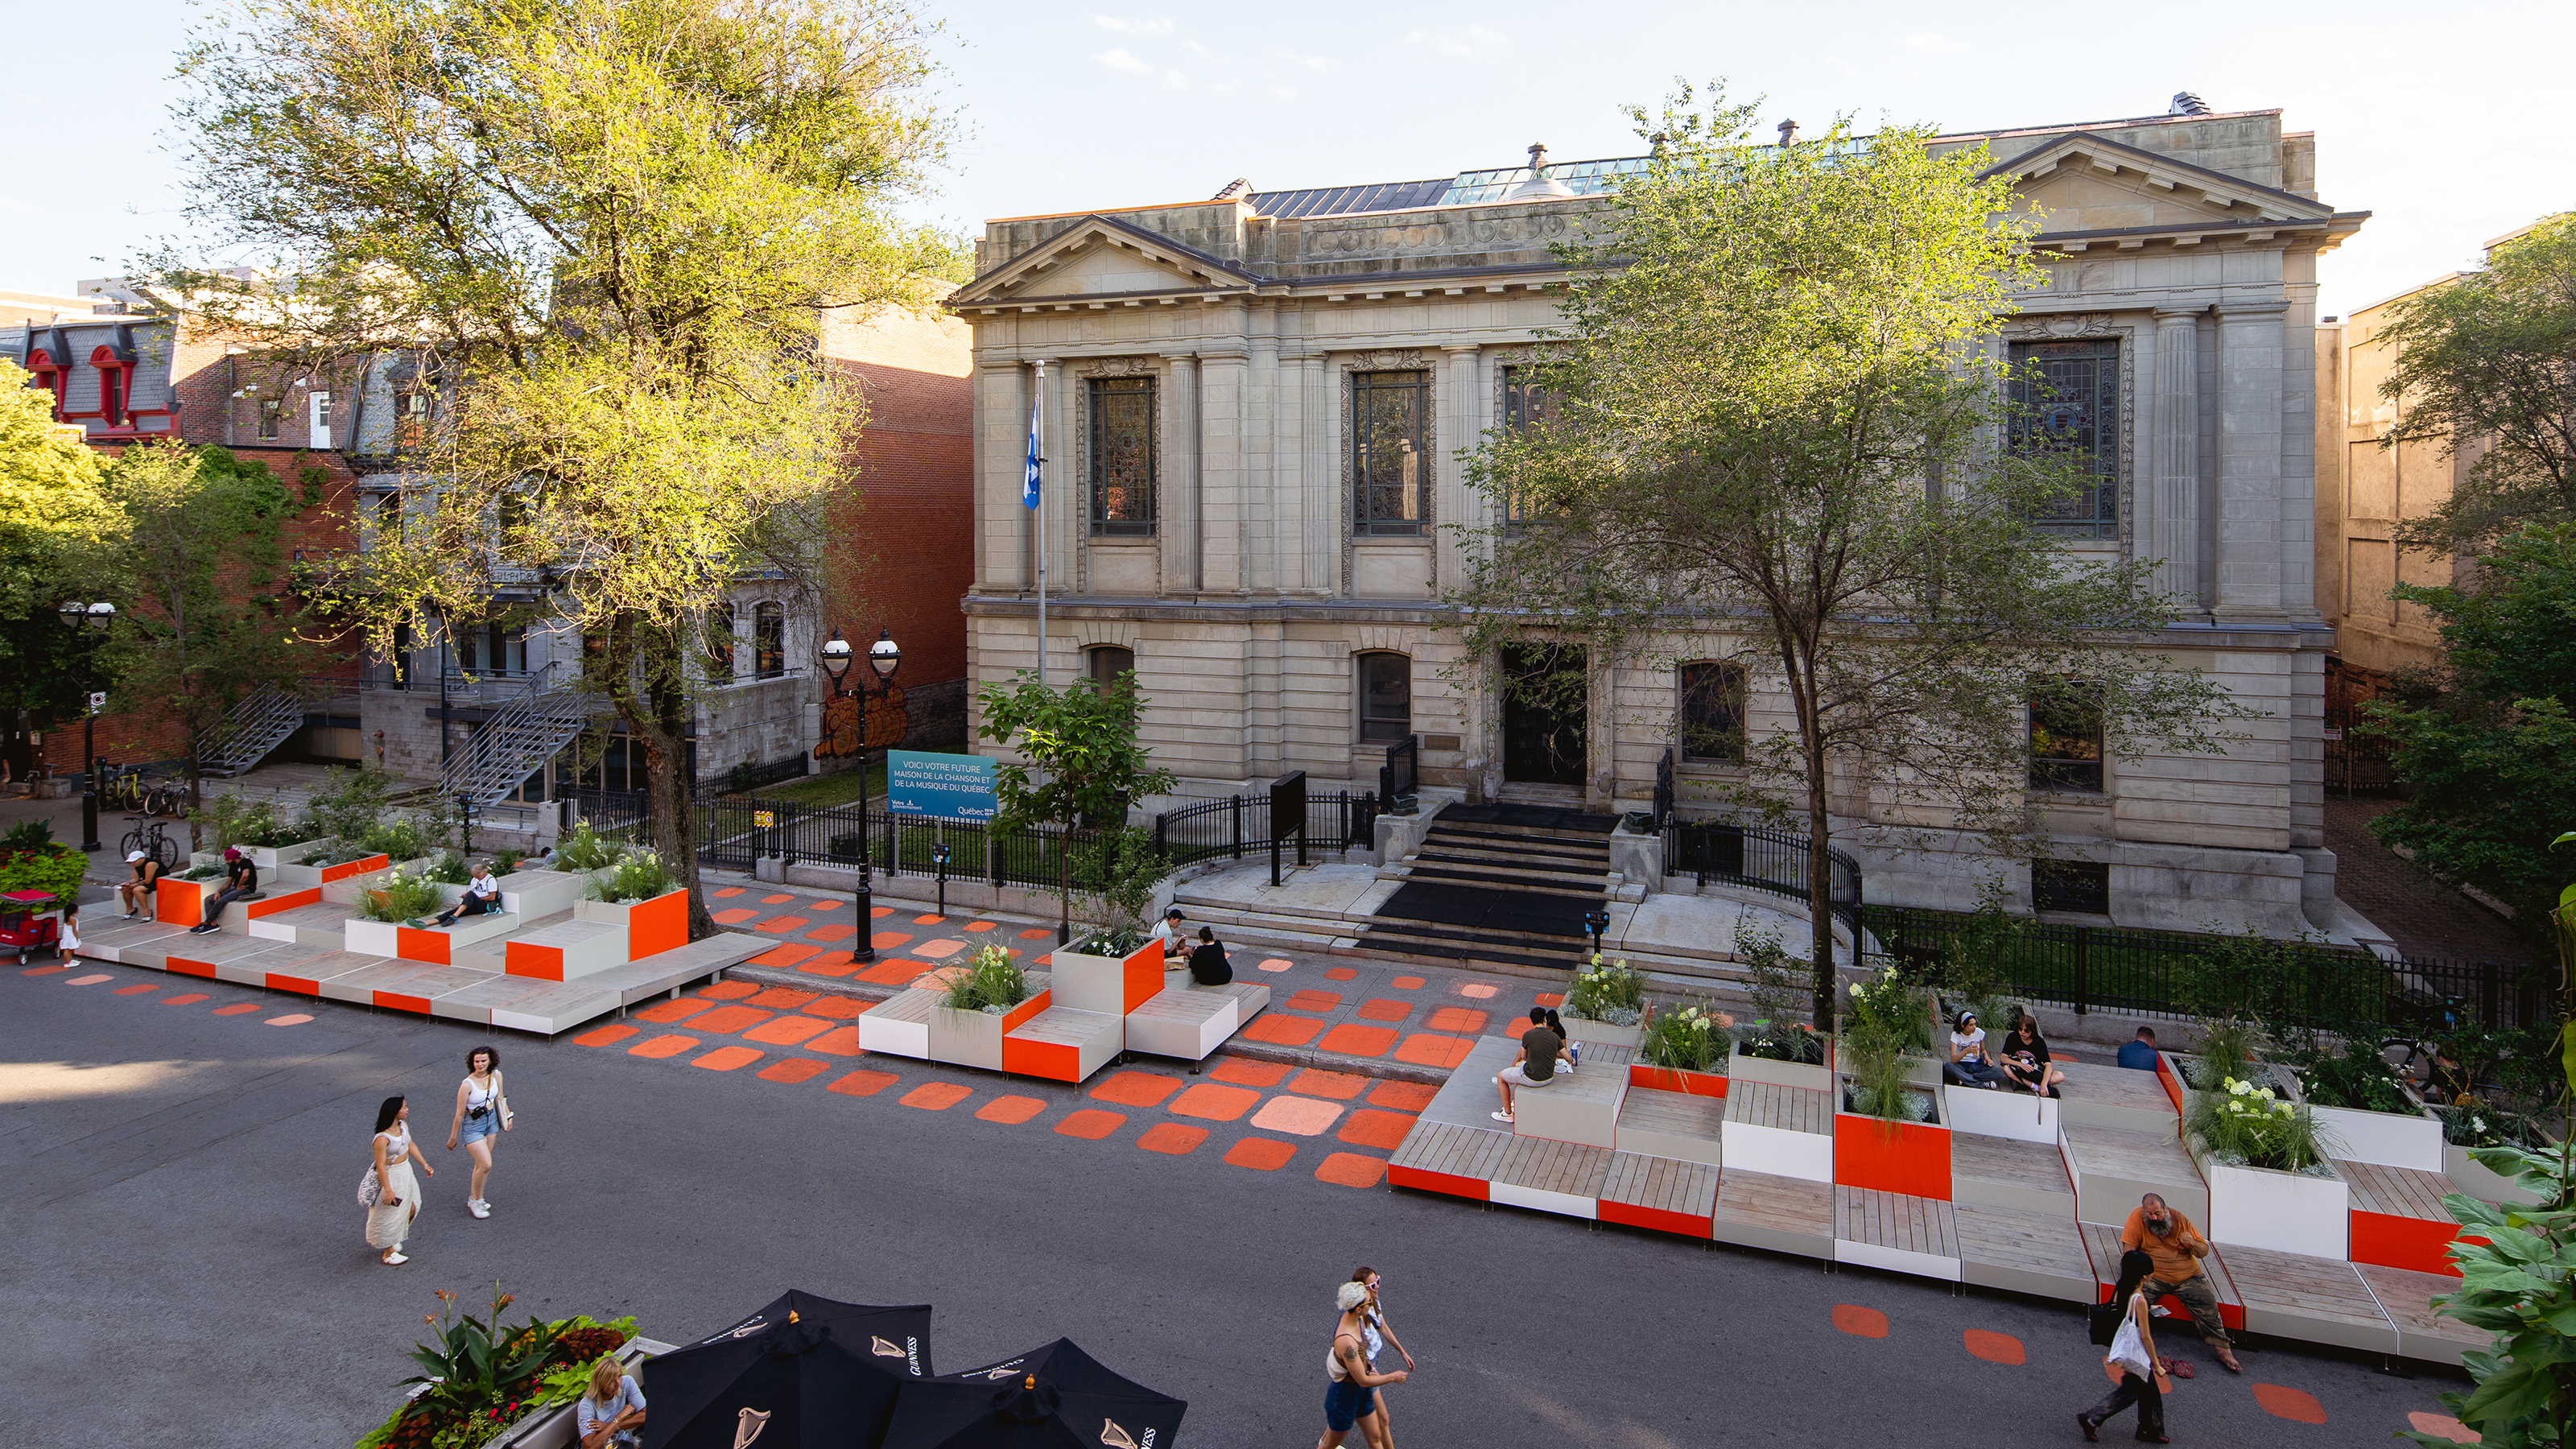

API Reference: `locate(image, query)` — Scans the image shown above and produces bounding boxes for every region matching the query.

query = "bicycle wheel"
[118,824,147,861]
[139,782,163,817]
[149,830,179,873]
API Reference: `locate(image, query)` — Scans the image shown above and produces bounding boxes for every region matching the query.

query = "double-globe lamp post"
[56,601,117,852]
[819,626,900,966]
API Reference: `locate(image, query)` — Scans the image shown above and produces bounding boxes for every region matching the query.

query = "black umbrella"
[641,1290,933,1449]
[881,1338,1187,1449]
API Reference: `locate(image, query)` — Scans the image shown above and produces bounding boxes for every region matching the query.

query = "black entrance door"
[1501,644,1586,785]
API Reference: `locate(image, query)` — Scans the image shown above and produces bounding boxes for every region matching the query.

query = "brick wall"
[824,303,974,700]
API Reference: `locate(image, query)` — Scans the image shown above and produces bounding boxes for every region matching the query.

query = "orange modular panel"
[321,853,390,883]
[625,890,687,960]
[1001,989,1051,1034]
[1001,1034,1080,1082]
[246,887,320,919]
[1629,1065,1728,1099]
[1597,1197,1712,1239]
[2351,1212,2466,1278]
[504,942,566,981]
[266,973,322,997]
[1120,943,1162,1014]
[374,991,434,1015]
[1833,1114,1953,1200]
[2156,1055,2188,1117]
[394,926,449,965]
[155,877,203,927]
[1386,1162,1491,1200]
[164,955,217,980]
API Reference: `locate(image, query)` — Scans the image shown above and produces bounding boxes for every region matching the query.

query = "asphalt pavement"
[0,956,2469,1448]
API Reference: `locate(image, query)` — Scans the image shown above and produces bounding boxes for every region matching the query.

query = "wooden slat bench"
[1598,1151,1719,1236]
[1724,1080,1835,1183]
[1614,1085,1724,1167]
[2339,1158,2469,1276]
[857,985,936,1059]
[2077,1221,2247,1330]
[1835,1186,1961,1279]
[2217,1240,2400,1354]
[1387,1118,1514,1200]
[2055,1060,2181,1136]
[1955,1200,2096,1302]
[1712,1169,1835,1260]
[2355,1261,2485,1366]
[2062,1124,2207,1227]
[1952,1133,2076,1215]
[1488,1133,1613,1219]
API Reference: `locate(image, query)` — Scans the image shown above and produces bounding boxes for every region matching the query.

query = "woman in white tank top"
[444,1044,512,1220]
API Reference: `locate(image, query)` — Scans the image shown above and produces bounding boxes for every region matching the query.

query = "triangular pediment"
[950,216,1256,307]
[1983,132,2334,236]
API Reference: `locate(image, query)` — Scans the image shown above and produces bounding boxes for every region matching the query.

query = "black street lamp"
[1583,908,1611,958]
[56,601,116,852]
[819,629,871,964]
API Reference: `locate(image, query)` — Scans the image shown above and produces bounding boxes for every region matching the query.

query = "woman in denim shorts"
[1318,1280,1406,1448]
[444,1044,512,1220]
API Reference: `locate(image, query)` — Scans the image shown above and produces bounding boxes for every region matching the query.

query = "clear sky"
[6,0,2568,319]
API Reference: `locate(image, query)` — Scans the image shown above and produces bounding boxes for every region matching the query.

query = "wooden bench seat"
[2355,1261,2487,1366]
[1724,1080,1834,1183]
[1712,1170,1835,1260]
[2340,1158,2468,1276]
[1616,1085,1725,1166]
[1955,1200,2096,1302]
[1835,1185,1961,1280]
[2062,1124,2207,1227]
[1002,1005,1123,1083]
[1511,1058,1626,1150]
[1487,1133,1613,1219]
[2056,1060,2179,1135]
[1952,1133,2076,1215]
[1598,1151,1719,1236]
[1125,980,1269,1061]
[2216,1240,2400,1354]
[1387,1118,1514,1200]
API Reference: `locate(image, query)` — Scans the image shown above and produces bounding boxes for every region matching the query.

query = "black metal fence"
[1652,747,1675,830]
[1379,735,1418,808]
[1666,819,1865,923]
[1153,789,1377,867]
[1857,903,2551,1029]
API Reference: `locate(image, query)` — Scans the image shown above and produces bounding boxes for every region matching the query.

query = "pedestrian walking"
[444,1044,513,1220]
[2080,1249,2171,1443]
[58,898,80,962]
[1348,1267,1414,1449]
[365,1096,433,1265]
[1317,1280,1406,1449]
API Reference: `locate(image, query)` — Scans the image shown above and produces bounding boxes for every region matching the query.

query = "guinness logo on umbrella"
[732,1408,772,1449]
[1100,1418,1138,1448]
[871,1335,905,1359]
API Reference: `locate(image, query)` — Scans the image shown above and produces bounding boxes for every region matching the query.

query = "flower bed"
[1732,1036,1833,1092]
[1563,955,1645,1047]
[357,1286,636,1449]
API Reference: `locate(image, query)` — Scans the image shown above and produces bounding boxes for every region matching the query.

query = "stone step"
[1418,829,1612,861]
[1397,864,1607,899]
[1412,844,1611,875]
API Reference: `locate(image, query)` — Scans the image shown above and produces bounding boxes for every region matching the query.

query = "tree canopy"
[0,359,121,723]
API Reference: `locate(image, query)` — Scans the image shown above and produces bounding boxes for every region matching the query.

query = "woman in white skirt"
[366,1096,434,1265]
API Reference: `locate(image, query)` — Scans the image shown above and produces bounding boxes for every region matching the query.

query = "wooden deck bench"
[1712,1170,1833,1259]
[1951,1133,2077,1216]
[1723,1081,1835,1183]
[1511,1058,1627,1150]
[1955,1200,2096,1302]
[1835,1185,1962,1280]
[2062,1124,2207,1227]
[1614,1085,1724,1167]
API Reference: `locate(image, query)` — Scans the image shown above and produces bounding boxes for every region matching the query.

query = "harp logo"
[972,1360,1026,1382]
[733,1408,772,1448]
[709,1315,769,1344]
[872,1335,924,1375]
[1100,1418,1154,1447]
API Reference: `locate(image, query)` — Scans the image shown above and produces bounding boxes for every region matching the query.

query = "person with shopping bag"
[2080,1249,2171,1443]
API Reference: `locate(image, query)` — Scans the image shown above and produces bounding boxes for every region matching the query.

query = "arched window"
[1357,652,1412,743]
[753,603,785,679]
[1086,645,1134,691]
[1678,661,1746,764]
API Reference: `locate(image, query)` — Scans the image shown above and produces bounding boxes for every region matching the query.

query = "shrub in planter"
[1072,926,1147,958]
[188,795,303,850]
[945,943,1031,1013]
[0,841,89,902]
[363,815,442,867]
[181,863,225,882]
[2194,1075,2334,1173]
[355,1286,636,1449]
[586,848,673,906]
[2,819,56,852]
[1565,955,1645,1027]
[426,850,472,886]
[492,848,526,874]
[1641,1001,1732,1073]
[299,766,396,845]
[555,823,625,873]
[360,868,445,924]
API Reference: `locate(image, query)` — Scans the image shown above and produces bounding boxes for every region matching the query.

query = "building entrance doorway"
[1501,643,1586,786]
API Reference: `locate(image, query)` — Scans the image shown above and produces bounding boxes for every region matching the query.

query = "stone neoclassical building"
[949,103,2368,936]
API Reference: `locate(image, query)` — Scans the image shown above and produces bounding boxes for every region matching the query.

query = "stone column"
[1438,344,1481,595]
[1245,308,1280,594]
[1198,346,1249,594]
[2215,303,2288,619]
[1159,353,1199,596]
[1296,352,1332,594]
[974,361,1026,593]
[2152,309,2202,608]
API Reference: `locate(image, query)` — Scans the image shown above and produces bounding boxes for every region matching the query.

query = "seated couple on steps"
[1492,1007,1578,1124]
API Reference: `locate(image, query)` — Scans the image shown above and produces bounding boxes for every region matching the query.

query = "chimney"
[1211,177,1253,202]
[2168,91,2210,116]
[1777,119,1800,147]
[1507,142,1576,200]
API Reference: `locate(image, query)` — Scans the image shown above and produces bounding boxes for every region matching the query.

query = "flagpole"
[1034,359,1048,687]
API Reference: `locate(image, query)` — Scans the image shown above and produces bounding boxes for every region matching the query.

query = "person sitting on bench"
[1942,1009,2018,1090]
[1152,908,1191,964]
[188,848,260,935]
[419,862,502,928]
[1186,926,1233,985]
[1493,1006,1574,1124]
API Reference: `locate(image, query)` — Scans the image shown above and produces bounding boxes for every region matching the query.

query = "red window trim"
[23,348,65,417]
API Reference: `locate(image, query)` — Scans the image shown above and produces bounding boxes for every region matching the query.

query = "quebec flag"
[1022,398,1042,510]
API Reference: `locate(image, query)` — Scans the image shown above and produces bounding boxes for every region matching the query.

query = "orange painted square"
[1252,1095,1344,1136]
[1426,1007,1488,1033]
[1324,967,1357,980]
[858,957,932,986]
[714,908,759,924]
[807,1026,868,1056]
[1368,1080,1439,1112]
[798,954,860,977]
[1392,1034,1474,1068]
[902,1081,972,1110]
[914,939,966,960]
[1137,1123,1208,1155]
[1339,1109,1416,1150]
[714,886,745,898]
[913,914,946,925]
[1536,992,1563,1007]
[1318,1023,1398,1058]
[1225,1137,1297,1171]
[1208,1058,1290,1088]
[1314,1152,1387,1188]
[807,995,868,1020]
[828,1069,900,1096]
[1240,1013,1323,1047]
[762,894,795,904]
[1055,1108,1126,1140]
[964,921,996,932]
[1356,998,1413,1022]
[810,924,857,942]
[115,983,161,995]
[1390,975,1426,989]
[755,915,811,935]
[161,993,209,1006]
[976,1095,1048,1124]
[1290,1067,1368,1100]
[213,1003,262,1015]
[1018,928,1051,939]
[1286,989,1342,1013]
[1257,957,1294,972]
[807,899,843,910]
[749,944,821,969]
[575,1023,640,1047]
[695,1046,763,1071]
[759,1058,830,1084]
[1456,983,1499,999]
[700,980,759,1001]
[749,986,818,1009]
[629,1034,700,1059]
[634,997,711,1025]
[745,1015,832,1046]
[873,906,897,917]
[1089,1070,1183,1108]
[871,931,914,949]
[686,1005,773,1035]
[1169,1084,1261,1122]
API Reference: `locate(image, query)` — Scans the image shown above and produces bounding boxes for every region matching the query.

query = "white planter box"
[1732,1041,1834,1092]
[2308,1100,2444,1172]
[2445,1141,2552,1208]
[2198,1147,2350,1259]
[191,836,333,873]
[1563,1016,1642,1051]
[1942,1082,2062,1143]
[1723,1119,1835,1183]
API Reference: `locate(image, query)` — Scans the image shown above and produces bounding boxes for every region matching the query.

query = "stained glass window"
[1353,371,1427,535]
[1088,377,1154,536]
[2008,341,2120,539]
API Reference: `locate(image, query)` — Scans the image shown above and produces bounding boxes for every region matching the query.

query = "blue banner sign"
[886,750,998,821]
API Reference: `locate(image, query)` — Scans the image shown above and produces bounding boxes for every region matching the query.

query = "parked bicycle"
[144,779,190,817]
[118,817,180,874]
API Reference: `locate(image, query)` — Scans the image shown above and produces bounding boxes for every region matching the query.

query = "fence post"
[1231,793,1243,861]
[2071,925,2090,1017]
[989,823,1003,888]
[1154,811,1167,862]
[780,801,799,868]
[884,810,899,878]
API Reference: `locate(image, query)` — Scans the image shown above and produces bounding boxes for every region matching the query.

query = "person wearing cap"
[117,849,163,919]
[1150,907,1190,966]
[188,848,260,935]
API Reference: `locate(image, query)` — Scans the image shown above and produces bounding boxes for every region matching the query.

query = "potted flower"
[1050,925,1166,1018]
[1835,971,1949,1198]
[1727,922,1831,1088]
[1632,1001,1731,1097]
[1561,955,1646,1050]
[353,1284,649,1449]
[573,847,687,961]
[929,944,1052,1071]
[2186,1071,2348,1257]
[2434,1105,2557,1208]
[2285,1038,2445,1172]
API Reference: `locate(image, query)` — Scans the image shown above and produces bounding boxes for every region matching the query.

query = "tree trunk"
[607,612,717,941]
[1807,752,1837,1034]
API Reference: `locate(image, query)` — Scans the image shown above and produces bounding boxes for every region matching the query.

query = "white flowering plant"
[2194,1074,2332,1172]
[1641,1001,1734,1072]
[1566,955,1646,1026]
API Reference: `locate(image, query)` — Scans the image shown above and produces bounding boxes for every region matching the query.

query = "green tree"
[2376,213,2576,555]
[975,669,1176,939]
[0,358,122,729]
[1454,89,2237,1026]
[94,442,320,813]
[163,0,962,938]
[2365,522,2576,952]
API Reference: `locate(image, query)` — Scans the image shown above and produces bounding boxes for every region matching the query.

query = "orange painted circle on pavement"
[1170,1084,1261,1122]
[758,1058,830,1084]
[1337,1109,1417,1150]
[749,944,822,969]
[629,1034,700,1059]
[902,1081,972,1111]
[713,909,759,924]
[115,983,161,995]
[1831,1305,1889,1338]
[1367,1080,1438,1112]
[755,915,811,935]
[799,954,860,977]
[1225,1137,1298,1170]
[572,1024,637,1050]
[1241,1013,1323,1047]
[634,997,711,1024]
[806,1026,868,1056]
[2251,1385,2326,1425]
[1455,983,1498,999]
[700,980,759,1001]
[1089,1070,1183,1108]
[66,973,111,985]
[872,906,896,918]
[913,914,946,925]
[807,995,867,1020]
[1314,1152,1386,1188]
[1290,1067,1368,1100]
[1018,927,1051,939]
[964,920,995,931]
[858,957,933,986]
[1137,1123,1209,1155]
[694,1046,763,1071]
[745,1015,832,1046]
[1318,1024,1398,1058]
[161,993,210,1006]
[807,899,843,910]
[1357,998,1412,1022]
[266,1013,313,1026]
[1962,1330,2024,1364]
[761,894,795,904]
[871,931,913,949]
[1389,976,1425,989]
[22,964,71,976]
[1535,992,1563,1007]
[828,1069,900,1096]
[976,1095,1047,1125]
[1392,1034,1473,1068]
[1209,1058,1290,1088]
[687,1005,773,1035]
[713,886,745,897]
[1286,990,1342,1013]
[1323,967,1357,981]
[1253,1095,1344,1137]
[748,986,818,1009]
[1257,958,1294,972]
[1055,1108,1126,1140]
[213,1003,262,1015]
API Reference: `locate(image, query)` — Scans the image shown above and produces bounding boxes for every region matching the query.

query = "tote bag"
[2106,1309,2153,1379]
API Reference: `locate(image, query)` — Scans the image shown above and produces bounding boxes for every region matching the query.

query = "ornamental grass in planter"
[945,944,1033,1014]
[355,1283,635,1449]
[359,867,445,924]
[585,848,674,906]
[1634,1001,1732,1096]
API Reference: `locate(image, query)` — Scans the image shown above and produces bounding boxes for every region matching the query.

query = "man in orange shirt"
[2120,1192,2242,1373]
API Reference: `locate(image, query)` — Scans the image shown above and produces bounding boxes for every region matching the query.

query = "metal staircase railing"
[198,683,311,778]
[436,661,593,812]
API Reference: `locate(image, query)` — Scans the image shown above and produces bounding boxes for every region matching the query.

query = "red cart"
[1,890,64,965]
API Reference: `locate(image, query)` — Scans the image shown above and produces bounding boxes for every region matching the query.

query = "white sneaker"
[469,1199,489,1219]
[382,1251,409,1266]
[1492,1111,1514,1123]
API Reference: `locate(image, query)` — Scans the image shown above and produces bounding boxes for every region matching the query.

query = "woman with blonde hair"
[1317,1279,1406,1449]
[576,1357,647,1449]
[364,1096,433,1265]
[1347,1266,1413,1449]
